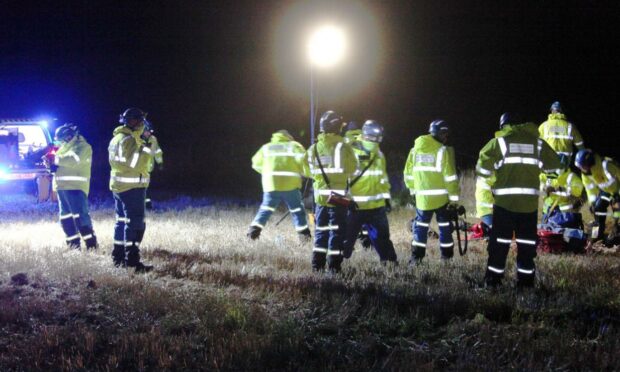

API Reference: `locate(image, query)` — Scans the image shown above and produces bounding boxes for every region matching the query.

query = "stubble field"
[1,179,620,371]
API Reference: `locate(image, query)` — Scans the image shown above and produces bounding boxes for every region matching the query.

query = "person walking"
[342,120,397,264]
[305,110,358,272]
[50,123,97,250]
[247,129,311,241]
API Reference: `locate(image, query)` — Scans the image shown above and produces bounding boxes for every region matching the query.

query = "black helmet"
[319,110,344,134]
[119,107,147,124]
[54,123,78,142]
[575,149,595,173]
[558,154,570,169]
[550,101,562,113]
[344,121,359,132]
[361,120,384,143]
[499,112,520,128]
[428,119,448,135]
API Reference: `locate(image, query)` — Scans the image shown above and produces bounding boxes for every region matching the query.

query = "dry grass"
[1,186,620,370]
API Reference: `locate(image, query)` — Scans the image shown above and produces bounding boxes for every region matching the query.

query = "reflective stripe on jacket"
[53,135,92,195]
[538,113,584,157]
[349,141,391,210]
[477,123,561,213]
[541,169,584,212]
[108,125,152,193]
[582,154,620,203]
[304,133,358,206]
[403,134,459,211]
[252,132,306,192]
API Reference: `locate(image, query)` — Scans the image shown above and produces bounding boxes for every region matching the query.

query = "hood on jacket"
[113,124,145,141]
[495,122,539,138]
[317,132,344,144]
[271,130,293,142]
[413,134,442,152]
[548,113,567,121]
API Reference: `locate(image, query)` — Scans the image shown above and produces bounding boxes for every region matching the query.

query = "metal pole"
[310,65,315,145]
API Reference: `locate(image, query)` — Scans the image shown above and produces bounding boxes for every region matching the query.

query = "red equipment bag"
[537,229,566,254]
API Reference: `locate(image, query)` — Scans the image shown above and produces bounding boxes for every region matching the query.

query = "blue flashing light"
[0,166,7,181]
[39,120,49,128]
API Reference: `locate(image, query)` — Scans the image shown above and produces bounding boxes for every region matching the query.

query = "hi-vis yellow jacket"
[108,125,153,193]
[540,168,584,212]
[581,154,620,203]
[252,131,306,192]
[477,123,561,213]
[475,174,495,218]
[349,140,391,210]
[53,135,92,195]
[304,133,358,206]
[145,135,163,173]
[539,113,584,157]
[403,134,459,211]
[344,129,362,144]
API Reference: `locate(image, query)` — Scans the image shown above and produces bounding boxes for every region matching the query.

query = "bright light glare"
[38,120,49,128]
[307,25,347,68]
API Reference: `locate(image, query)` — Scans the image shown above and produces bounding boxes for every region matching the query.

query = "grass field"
[1,182,620,370]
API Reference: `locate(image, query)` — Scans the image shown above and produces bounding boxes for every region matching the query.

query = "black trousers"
[342,207,397,262]
[485,205,538,286]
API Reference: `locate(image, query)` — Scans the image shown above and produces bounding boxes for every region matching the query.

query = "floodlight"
[307,25,347,68]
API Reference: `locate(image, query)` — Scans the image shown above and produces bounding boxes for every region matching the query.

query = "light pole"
[307,25,346,144]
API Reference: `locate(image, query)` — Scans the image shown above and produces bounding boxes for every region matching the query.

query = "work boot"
[125,242,152,273]
[312,250,327,272]
[61,216,81,250]
[327,250,343,273]
[409,245,426,266]
[134,262,154,273]
[298,228,312,243]
[79,226,98,250]
[440,247,454,260]
[67,239,81,250]
[604,223,620,247]
[247,225,262,240]
[408,256,422,267]
[112,244,126,267]
[484,270,503,288]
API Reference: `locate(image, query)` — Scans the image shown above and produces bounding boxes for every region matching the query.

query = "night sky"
[2,1,618,196]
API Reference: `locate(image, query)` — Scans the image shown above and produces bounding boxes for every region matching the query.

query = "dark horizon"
[2,1,618,195]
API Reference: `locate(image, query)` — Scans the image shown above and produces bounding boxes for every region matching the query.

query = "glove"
[384,199,392,213]
[447,202,460,210]
[572,198,583,210]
